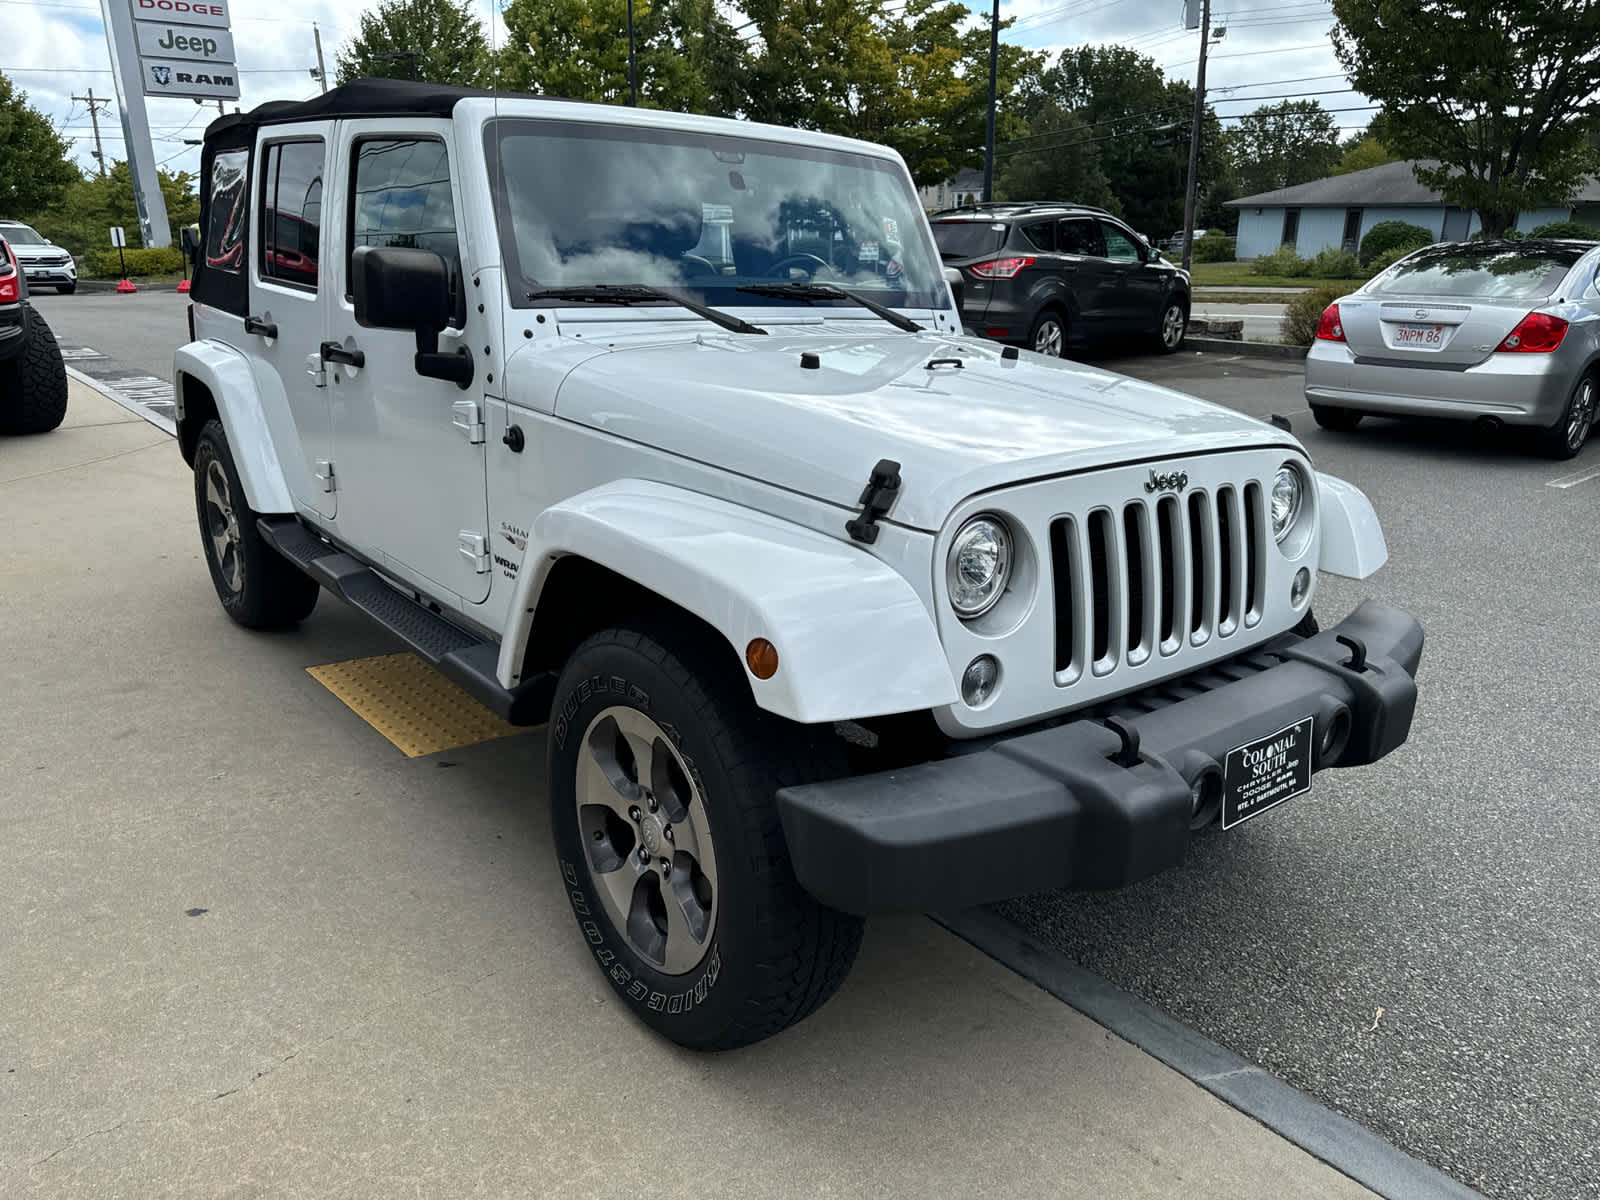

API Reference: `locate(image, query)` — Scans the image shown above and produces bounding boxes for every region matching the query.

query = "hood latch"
[845,459,902,545]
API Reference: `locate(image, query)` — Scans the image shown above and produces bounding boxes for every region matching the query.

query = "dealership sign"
[135,22,234,62]
[132,0,230,29]
[131,0,238,100]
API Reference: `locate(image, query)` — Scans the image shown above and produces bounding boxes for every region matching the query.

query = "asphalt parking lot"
[14,292,1600,1199]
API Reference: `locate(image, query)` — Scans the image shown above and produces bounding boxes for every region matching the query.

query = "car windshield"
[1,225,45,245]
[1368,243,1584,300]
[485,118,944,310]
[931,221,1007,261]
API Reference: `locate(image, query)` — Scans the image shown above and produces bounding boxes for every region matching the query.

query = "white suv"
[0,220,77,294]
[173,79,1423,1050]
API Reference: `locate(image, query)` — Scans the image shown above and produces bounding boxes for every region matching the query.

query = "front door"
[325,122,490,604]
[247,126,335,518]
[1101,219,1162,331]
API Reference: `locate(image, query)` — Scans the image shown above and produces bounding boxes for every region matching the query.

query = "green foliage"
[994,104,1115,210]
[335,0,490,86]
[1364,246,1415,276]
[1281,286,1350,346]
[84,246,186,277]
[1358,219,1433,265]
[1307,247,1361,278]
[1332,0,1600,239]
[0,73,78,214]
[1191,233,1235,262]
[23,161,198,255]
[1528,220,1600,241]
[1329,136,1399,176]
[1251,247,1310,278]
[1229,100,1342,196]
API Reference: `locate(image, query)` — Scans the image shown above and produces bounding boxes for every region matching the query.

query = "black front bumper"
[777,601,1423,915]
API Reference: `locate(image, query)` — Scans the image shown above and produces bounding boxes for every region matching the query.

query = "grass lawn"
[1189,261,1368,291]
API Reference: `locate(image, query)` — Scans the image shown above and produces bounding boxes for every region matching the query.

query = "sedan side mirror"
[351,246,473,388]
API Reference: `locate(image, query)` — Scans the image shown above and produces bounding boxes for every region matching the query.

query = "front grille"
[1050,482,1265,684]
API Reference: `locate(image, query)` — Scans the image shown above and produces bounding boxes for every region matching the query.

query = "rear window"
[932,221,1006,261]
[1369,244,1583,300]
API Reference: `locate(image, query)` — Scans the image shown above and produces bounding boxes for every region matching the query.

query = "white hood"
[546,328,1297,531]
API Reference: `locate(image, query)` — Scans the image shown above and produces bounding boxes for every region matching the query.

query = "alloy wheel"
[1033,318,1064,357]
[1568,377,1595,452]
[1162,304,1186,349]
[203,459,242,593]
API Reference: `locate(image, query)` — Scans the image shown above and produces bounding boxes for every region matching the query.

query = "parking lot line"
[306,652,534,757]
[1544,463,1600,489]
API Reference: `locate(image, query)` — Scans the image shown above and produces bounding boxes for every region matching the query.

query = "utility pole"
[1180,0,1212,273]
[626,0,637,106]
[982,0,999,201]
[72,88,110,177]
[313,22,329,93]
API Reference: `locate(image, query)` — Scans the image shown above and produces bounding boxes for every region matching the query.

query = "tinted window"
[1369,244,1584,299]
[1059,218,1103,257]
[350,138,460,290]
[932,221,1007,260]
[205,148,249,273]
[1,224,45,245]
[1100,222,1140,263]
[1020,221,1056,252]
[260,140,323,290]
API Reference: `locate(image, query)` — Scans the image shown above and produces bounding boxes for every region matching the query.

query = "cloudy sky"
[2,0,1369,182]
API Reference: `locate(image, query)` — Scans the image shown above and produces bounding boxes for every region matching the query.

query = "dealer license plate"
[1392,322,1446,347]
[1221,716,1313,829]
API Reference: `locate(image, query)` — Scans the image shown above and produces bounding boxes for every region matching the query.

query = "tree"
[0,73,78,215]
[1228,99,1342,196]
[23,161,198,253]
[1329,135,1399,176]
[1332,0,1600,238]
[498,0,747,114]
[335,0,490,87]
[994,104,1115,211]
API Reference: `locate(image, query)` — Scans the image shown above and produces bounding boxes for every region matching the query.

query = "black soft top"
[204,77,504,144]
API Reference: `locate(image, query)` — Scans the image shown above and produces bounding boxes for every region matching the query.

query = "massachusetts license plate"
[1222,716,1313,829]
[1393,322,1446,347]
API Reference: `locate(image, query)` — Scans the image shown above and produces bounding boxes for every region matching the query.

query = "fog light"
[961,655,1001,707]
[1290,567,1311,606]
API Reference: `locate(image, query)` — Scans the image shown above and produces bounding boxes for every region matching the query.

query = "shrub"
[1281,286,1349,346]
[1192,233,1236,262]
[1365,246,1416,277]
[1250,246,1309,277]
[1307,247,1362,279]
[84,246,187,277]
[1528,220,1600,241]
[1358,220,1433,265]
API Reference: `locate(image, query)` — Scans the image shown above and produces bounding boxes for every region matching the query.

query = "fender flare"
[174,340,294,513]
[1315,471,1388,579]
[499,479,958,724]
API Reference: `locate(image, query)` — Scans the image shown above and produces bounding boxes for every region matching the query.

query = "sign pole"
[100,0,172,248]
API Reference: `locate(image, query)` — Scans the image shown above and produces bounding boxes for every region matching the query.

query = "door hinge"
[305,352,327,389]
[314,460,336,492]
[457,530,490,573]
[451,399,485,444]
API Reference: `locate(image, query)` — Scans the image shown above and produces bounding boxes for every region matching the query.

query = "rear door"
[1057,217,1110,323]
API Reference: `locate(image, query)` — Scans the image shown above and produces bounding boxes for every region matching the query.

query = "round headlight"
[1270,464,1304,542]
[946,515,1013,618]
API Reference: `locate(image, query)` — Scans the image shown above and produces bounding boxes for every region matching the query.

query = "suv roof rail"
[929,200,1114,219]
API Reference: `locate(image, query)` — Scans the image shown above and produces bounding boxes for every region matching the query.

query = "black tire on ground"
[57,282,76,295]
[548,623,863,1051]
[1291,610,1319,638]
[1026,308,1067,358]
[1310,403,1363,432]
[192,419,320,629]
[1534,372,1596,461]
[1154,298,1188,354]
[0,304,69,435]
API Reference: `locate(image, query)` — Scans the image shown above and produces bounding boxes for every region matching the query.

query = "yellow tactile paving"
[306,652,529,758]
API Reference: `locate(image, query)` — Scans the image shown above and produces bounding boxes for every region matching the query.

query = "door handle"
[244,315,278,338]
[320,340,365,368]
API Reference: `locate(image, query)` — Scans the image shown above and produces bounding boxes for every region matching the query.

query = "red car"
[0,234,68,434]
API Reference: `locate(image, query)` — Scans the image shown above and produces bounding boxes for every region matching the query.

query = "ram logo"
[150,65,172,85]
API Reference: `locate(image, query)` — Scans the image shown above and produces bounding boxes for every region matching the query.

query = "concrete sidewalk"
[0,380,1376,1199]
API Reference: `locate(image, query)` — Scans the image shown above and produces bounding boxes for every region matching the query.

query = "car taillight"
[1496,311,1568,353]
[1314,303,1344,342]
[968,256,1036,279]
[0,277,16,303]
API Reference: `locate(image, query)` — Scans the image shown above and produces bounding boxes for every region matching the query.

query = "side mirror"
[943,265,965,316]
[352,246,473,388]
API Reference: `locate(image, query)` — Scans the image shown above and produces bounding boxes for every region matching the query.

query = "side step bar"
[259,515,554,726]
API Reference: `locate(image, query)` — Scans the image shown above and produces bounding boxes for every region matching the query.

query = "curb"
[76,279,189,294]
[1185,336,1308,361]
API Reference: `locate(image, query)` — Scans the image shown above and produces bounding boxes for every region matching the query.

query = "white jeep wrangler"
[174,79,1423,1051]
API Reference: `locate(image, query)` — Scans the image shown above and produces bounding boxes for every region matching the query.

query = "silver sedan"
[1304,240,1600,458]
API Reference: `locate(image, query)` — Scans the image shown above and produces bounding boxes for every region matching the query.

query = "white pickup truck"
[173,79,1423,1050]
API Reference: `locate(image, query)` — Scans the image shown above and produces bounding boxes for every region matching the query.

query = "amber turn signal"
[746,638,779,679]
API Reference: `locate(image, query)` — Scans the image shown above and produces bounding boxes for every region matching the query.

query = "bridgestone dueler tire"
[0,305,68,435]
[549,624,863,1050]
[192,419,320,629]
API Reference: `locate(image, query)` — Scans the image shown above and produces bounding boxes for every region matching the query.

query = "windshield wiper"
[525,285,767,335]
[735,282,923,332]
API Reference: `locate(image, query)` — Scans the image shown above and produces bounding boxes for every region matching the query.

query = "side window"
[259,140,324,291]
[205,148,249,273]
[1100,222,1141,263]
[1021,221,1056,252]
[1058,218,1103,257]
[349,137,460,315]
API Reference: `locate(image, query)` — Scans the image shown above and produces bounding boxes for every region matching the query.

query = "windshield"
[1,224,46,246]
[931,221,1007,261]
[1369,243,1584,300]
[486,119,944,310]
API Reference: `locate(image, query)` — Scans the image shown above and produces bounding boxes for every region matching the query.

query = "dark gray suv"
[932,202,1191,358]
